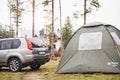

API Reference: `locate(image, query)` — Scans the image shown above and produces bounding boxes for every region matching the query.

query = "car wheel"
[0,66,2,69]
[8,58,22,72]
[30,63,41,70]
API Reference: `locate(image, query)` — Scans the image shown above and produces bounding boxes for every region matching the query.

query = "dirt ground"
[21,73,42,80]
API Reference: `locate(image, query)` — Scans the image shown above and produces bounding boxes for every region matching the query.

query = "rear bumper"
[22,56,50,67]
[33,58,50,63]
[32,54,50,65]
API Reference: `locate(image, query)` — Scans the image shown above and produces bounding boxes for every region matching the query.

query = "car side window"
[12,39,21,49]
[1,40,12,50]
[0,41,1,49]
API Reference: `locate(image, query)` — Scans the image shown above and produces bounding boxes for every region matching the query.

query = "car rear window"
[29,38,46,48]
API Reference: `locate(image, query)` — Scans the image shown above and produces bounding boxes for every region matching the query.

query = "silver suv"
[0,38,34,72]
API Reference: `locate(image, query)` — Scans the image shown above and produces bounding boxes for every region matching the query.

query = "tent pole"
[104,26,120,57]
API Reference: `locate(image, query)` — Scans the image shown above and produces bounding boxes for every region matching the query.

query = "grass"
[0,71,22,80]
[0,59,120,80]
[40,60,120,80]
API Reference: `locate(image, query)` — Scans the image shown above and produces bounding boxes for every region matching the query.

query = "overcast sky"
[0,0,120,37]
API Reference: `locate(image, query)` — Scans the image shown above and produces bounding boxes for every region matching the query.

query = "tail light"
[25,38,33,50]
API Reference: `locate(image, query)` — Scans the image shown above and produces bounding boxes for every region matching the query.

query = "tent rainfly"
[57,22,120,73]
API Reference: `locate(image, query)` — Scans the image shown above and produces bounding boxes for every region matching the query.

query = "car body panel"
[0,38,33,66]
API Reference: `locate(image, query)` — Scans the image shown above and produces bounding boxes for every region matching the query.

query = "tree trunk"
[59,0,62,47]
[51,0,55,59]
[16,0,19,37]
[32,0,35,37]
[84,0,86,25]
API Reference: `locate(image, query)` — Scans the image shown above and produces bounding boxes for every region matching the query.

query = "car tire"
[0,66,2,69]
[8,58,22,72]
[30,63,41,70]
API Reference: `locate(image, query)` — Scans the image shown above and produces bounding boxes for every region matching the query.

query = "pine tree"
[0,27,15,38]
[62,16,72,48]
[73,0,100,25]
[8,0,24,36]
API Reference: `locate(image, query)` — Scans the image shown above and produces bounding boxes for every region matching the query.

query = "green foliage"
[42,0,53,47]
[73,0,100,18]
[42,0,52,15]
[42,0,52,6]
[0,27,15,38]
[8,0,24,26]
[90,0,100,8]
[62,16,72,48]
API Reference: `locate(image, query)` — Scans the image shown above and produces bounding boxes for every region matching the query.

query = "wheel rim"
[9,59,19,72]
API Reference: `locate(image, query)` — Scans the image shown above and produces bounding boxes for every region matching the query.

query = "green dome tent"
[57,22,120,73]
